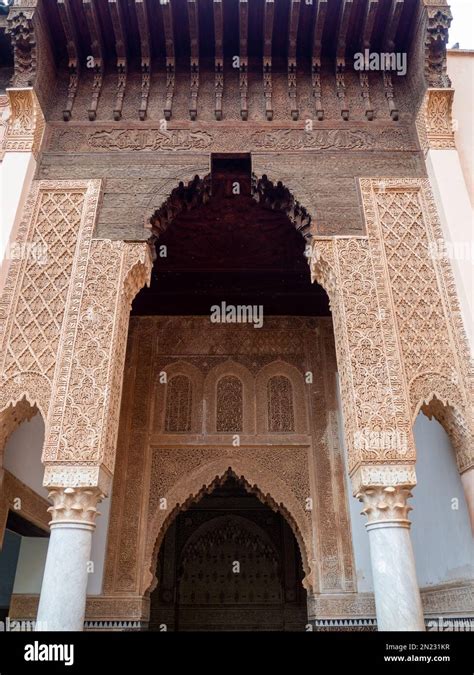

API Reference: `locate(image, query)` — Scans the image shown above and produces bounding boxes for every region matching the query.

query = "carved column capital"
[352,464,416,529]
[46,486,104,530]
[4,87,45,158]
[356,485,414,529]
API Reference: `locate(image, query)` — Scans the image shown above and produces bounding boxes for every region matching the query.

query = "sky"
[448,0,474,49]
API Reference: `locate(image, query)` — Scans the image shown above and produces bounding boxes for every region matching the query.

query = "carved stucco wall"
[0,164,470,624]
[103,317,356,605]
[359,178,473,474]
[0,178,152,497]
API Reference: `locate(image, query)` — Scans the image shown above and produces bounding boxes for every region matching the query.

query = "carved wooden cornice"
[57,0,80,121]
[108,0,128,121]
[83,0,104,121]
[187,0,199,121]
[287,0,300,121]
[134,0,151,121]
[311,0,327,121]
[335,0,352,121]
[263,0,274,121]
[161,0,175,121]
[238,0,248,121]
[213,0,224,121]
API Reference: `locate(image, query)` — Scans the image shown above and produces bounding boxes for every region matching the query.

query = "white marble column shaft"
[358,484,425,632]
[36,487,103,632]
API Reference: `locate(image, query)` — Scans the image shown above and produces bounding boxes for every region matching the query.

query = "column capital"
[356,484,414,530]
[352,464,416,529]
[46,486,104,530]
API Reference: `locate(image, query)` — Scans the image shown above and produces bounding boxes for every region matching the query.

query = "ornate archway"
[144,464,313,598]
[148,471,308,632]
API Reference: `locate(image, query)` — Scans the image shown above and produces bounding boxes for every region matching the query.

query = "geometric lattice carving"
[360,178,473,472]
[268,375,294,432]
[375,189,453,378]
[165,375,192,432]
[216,376,243,432]
[0,182,92,418]
[2,191,84,381]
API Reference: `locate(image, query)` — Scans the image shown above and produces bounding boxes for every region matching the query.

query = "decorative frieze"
[46,125,418,154]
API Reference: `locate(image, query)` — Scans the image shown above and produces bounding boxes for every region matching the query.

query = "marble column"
[356,483,425,632]
[36,487,103,632]
[461,467,474,536]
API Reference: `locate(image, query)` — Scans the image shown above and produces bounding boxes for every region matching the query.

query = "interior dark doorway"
[149,474,307,631]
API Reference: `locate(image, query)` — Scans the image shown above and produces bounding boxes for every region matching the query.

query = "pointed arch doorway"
[149,473,307,631]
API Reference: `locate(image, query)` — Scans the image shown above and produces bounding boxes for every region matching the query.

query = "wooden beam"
[311,0,327,120]
[383,0,404,120]
[335,0,353,121]
[214,0,224,120]
[188,0,199,120]
[263,0,274,121]
[57,0,80,121]
[109,0,128,120]
[288,0,300,120]
[239,0,248,120]
[361,0,378,50]
[161,0,175,120]
[83,0,104,121]
[384,0,404,51]
[336,0,353,64]
[135,0,151,120]
[359,0,378,121]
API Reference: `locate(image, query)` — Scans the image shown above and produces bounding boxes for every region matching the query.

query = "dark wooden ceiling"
[3,0,419,73]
